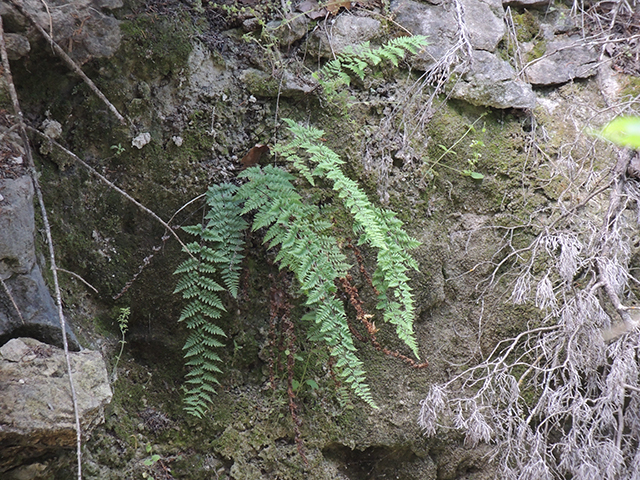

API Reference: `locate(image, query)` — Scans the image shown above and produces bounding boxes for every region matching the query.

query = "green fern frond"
[276,121,421,359]
[236,165,379,406]
[312,35,428,90]
[173,183,247,417]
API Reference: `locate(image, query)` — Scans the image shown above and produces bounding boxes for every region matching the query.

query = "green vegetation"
[313,35,428,111]
[597,116,640,148]
[172,35,428,418]
[111,307,131,383]
[174,120,420,416]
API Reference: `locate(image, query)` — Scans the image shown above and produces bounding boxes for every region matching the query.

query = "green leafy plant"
[596,116,640,148]
[173,36,427,418]
[110,143,125,156]
[314,36,428,89]
[111,307,130,383]
[141,443,161,479]
[313,35,428,110]
[174,120,421,415]
[173,184,246,417]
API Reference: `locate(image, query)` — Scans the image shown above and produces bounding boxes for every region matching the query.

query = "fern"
[173,184,246,417]
[274,120,421,357]
[174,37,424,415]
[236,166,376,406]
[313,35,428,89]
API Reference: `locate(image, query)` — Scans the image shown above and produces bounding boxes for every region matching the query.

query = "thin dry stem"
[1,277,25,324]
[56,268,98,294]
[0,16,83,480]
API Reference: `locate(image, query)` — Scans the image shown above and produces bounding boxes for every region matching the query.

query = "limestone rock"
[460,0,506,51]
[187,41,230,101]
[503,0,552,7]
[0,338,112,472]
[264,13,310,47]
[132,132,151,149]
[0,175,79,349]
[4,33,30,60]
[451,50,536,109]
[391,0,505,71]
[2,0,122,65]
[309,14,382,58]
[523,36,599,85]
[392,0,458,71]
[241,68,317,99]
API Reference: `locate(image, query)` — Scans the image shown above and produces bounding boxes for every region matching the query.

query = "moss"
[511,11,541,43]
[527,38,547,61]
[118,12,195,79]
[621,75,640,97]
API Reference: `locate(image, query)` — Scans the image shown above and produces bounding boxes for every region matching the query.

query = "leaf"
[324,0,351,15]
[298,0,327,19]
[240,144,270,169]
[143,454,160,466]
[597,117,640,148]
[306,379,319,390]
[463,170,484,180]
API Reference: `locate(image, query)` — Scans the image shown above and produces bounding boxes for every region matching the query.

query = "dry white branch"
[0,16,83,480]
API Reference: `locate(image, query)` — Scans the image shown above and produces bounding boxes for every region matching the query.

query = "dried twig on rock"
[27,127,194,260]
[0,15,83,480]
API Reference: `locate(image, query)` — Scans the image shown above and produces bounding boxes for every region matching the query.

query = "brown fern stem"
[338,275,428,369]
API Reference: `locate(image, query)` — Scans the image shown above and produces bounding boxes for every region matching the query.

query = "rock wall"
[0,0,638,478]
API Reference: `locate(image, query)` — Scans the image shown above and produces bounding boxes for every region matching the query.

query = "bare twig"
[8,0,126,125]
[0,277,25,324]
[56,268,98,294]
[0,16,83,480]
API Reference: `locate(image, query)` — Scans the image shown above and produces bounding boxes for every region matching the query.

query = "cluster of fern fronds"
[313,35,428,90]
[174,36,427,417]
[174,120,421,416]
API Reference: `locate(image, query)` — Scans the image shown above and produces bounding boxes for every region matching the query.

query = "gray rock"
[0,338,112,473]
[264,13,310,47]
[8,0,121,65]
[451,50,536,109]
[523,36,599,85]
[4,33,30,60]
[0,2,27,31]
[392,0,457,70]
[309,14,382,58]
[460,0,505,51]
[0,176,35,278]
[0,176,79,350]
[391,0,505,71]
[187,41,229,101]
[503,0,551,7]
[241,68,317,99]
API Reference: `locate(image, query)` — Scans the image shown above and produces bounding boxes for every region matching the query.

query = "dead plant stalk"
[0,15,83,480]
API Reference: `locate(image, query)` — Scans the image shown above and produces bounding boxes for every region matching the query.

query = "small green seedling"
[111,307,130,383]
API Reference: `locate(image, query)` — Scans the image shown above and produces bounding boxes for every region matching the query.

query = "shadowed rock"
[0,175,79,350]
[0,338,112,473]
